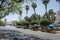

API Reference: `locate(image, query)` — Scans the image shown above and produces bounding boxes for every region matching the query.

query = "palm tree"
[56,0,60,9]
[42,0,50,14]
[43,12,48,18]
[31,2,37,14]
[48,9,56,23]
[25,5,29,16]
[43,9,56,23]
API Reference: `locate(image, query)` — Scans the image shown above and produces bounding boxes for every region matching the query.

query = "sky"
[2,0,59,22]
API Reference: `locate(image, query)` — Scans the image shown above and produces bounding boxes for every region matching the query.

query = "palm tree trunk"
[34,8,36,14]
[33,8,36,20]
[45,4,47,13]
[26,10,28,16]
[45,4,47,18]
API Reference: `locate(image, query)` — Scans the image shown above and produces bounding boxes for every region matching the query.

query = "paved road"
[0,26,60,40]
[17,28,60,40]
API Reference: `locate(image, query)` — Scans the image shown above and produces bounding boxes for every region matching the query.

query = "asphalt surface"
[17,28,60,40]
[0,25,60,40]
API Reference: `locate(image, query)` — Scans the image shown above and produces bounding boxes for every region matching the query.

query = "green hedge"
[55,24,60,27]
[0,20,4,26]
[31,21,38,25]
[40,18,51,26]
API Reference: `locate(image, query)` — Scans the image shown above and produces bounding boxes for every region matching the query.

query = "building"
[56,10,60,24]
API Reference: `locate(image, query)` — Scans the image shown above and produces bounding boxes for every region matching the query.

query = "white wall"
[55,10,60,23]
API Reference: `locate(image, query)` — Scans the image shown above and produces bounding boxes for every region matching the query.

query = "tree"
[6,0,24,22]
[30,13,40,21]
[0,5,8,20]
[0,20,4,26]
[8,1,20,13]
[41,0,50,18]
[0,0,24,20]
[24,14,41,28]
[16,21,22,26]
[30,13,40,25]
[0,0,11,20]
[43,9,56,23]
[48,9,56,22]
[31,2,37,14]
[12,0,24,3]
[43,12,49,18]
[25,5,29,16]
[31,20,38,25]
[21,20,29,29]
[40,18,51,26]
[5,0,24,16]
[24,16,31,26]
[0,0,11,5]
[24,16,30,21]
[0,1,14,20]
